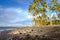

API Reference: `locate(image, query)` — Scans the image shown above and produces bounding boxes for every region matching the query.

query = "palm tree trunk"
[50,18,52,25]
[46,0,52,25]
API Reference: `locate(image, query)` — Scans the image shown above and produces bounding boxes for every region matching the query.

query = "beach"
[0,26,60,40]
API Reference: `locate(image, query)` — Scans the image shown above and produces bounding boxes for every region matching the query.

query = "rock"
[0,26,60,40]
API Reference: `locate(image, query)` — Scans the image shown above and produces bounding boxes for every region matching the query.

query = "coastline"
[0,26,60,40]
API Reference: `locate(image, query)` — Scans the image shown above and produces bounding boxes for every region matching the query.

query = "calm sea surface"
[0,27,19,31]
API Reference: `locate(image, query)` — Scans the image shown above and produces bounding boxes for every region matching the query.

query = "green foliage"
[52,20,60,25]
[58,14,60,18]
[28,0,60,26]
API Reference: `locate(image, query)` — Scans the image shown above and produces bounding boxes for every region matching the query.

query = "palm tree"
[57,6,60,12]
[49,6,56,25]
[58,14,60,18]
[49,0,59,25]
[28,0,59,26]
[28,0,40,26]
[28,0,49,26]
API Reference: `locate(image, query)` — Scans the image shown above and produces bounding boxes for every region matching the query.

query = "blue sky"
[0,0,33,27]
[0,0,60,27]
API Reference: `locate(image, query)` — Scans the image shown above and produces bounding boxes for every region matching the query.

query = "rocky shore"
[0,26,60,40]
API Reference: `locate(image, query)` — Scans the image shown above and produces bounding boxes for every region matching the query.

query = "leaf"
[34,9,38,15]
[54,2,58,7]
[43,2,47,7]
[40,8,46,13]
[58,14,60,18]
[57,6,60,12]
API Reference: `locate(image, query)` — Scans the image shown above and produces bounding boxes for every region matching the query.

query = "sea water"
[0,27,17,31]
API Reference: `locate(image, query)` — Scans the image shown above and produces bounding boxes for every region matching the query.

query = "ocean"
[0,27,18,31]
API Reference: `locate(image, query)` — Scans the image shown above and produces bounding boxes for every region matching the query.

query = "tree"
[28,0,59,26]
[58,14,60,18]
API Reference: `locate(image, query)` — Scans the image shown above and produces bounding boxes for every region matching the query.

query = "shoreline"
[0,26,60,40]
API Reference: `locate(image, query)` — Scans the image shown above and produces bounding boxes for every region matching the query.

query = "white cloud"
[9,18,25,23]
[27,15,33,19]
[0,7,33,26]
[0,23,24,27]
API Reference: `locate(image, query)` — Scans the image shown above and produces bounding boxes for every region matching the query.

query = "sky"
[0,0,33,27]
[0,0,60,27]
